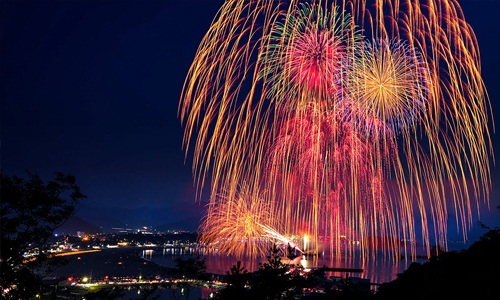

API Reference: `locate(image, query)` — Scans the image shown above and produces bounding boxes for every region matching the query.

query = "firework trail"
[198,184,285,257]
[180,0,493,261]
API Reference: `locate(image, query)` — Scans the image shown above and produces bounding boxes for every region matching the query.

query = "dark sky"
[2,0,500,236]
[1,0,225,229]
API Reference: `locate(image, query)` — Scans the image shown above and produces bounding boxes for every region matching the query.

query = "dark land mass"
[57,215,102,236]
[56,204,204,235]
[48,247,172,279]
[46,225,500,299]
[373,225,500,299]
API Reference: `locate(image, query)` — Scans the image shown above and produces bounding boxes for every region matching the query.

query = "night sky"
[2,0,500,237]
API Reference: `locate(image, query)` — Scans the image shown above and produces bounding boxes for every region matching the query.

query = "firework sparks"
[180,0,493,261]
[261,3,356,101]
[260,224,303,253]
[344,38,431,135]
[198,185,283,257]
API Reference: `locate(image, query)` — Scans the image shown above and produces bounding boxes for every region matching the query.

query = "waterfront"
[48,245,426,285]
[49,245,441,288]
[46,229,468,287]
[45,247,217,299]
[140,247,426,284]
[42,237,485,300]
[44,247,401,299]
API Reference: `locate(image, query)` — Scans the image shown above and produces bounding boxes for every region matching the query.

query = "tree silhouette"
[172,255,207,280]
[249,244,307,300]
[217,244,309,300]
[375,220,500,299]
[0,171,86,299]
[227,261,249,288]
[167,255,207,300]
[215,261,250,299]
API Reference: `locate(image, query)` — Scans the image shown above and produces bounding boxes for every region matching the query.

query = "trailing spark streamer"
[179,0,493,261]
[198,185,283,257]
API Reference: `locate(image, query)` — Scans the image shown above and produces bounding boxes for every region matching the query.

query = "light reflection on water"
[142,247,427,284]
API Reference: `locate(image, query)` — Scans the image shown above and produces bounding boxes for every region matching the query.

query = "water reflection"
[141,249,153,260]
[145,246,426,284]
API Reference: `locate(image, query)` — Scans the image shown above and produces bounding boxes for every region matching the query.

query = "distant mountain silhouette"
[55,215,101,236]
[156,214,202,232]
[63,201,206,233]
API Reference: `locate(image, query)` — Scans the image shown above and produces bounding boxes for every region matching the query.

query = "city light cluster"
[179,0,493,261]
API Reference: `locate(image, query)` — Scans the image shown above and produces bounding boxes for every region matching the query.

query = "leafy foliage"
[215,261,250,299]
[166,255,208,300]
[375,222,500,299]
[172,255,207,280]
[1,171,86,299]
[215,224,500,300]
[216,244,310,300]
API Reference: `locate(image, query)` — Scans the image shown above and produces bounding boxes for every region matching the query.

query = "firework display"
[198,185,279,257]
[179,0,493,261]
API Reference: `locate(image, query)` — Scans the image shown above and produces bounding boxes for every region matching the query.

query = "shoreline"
[48,247,173,279]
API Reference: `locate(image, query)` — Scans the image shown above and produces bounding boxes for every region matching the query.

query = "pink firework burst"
[288,27,345,93]
[261,3,358,101]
